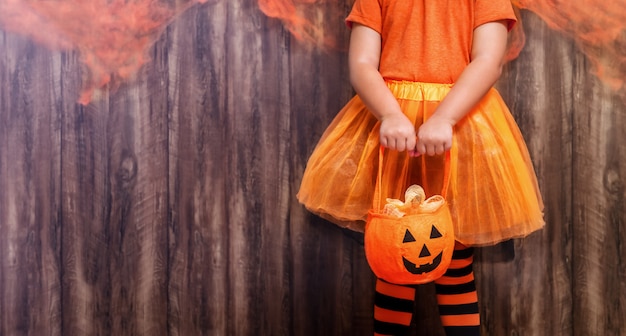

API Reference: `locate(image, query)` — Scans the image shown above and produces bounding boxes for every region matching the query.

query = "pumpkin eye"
[403,229,416,243]
[430,226,442,239]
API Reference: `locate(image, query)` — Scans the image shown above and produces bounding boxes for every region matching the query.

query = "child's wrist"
[378,110,405,121]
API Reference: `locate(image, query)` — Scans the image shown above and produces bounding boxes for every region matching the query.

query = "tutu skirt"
[297,80,545,246]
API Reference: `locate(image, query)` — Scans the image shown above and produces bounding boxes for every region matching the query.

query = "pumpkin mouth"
[402,252,443,274]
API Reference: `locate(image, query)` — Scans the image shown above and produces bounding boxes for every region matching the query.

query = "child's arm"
[416,20,510,156]
[348,23,417,153]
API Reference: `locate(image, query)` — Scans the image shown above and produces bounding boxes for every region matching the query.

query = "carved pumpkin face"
[401,225,446,275]
[365,204,455,284]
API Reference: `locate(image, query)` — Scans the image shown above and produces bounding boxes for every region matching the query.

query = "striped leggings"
[374,242,479,336]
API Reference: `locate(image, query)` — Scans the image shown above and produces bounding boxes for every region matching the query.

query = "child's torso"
[379,0,475,83]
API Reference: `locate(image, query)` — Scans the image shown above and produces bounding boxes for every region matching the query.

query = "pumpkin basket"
[365,147,455,285]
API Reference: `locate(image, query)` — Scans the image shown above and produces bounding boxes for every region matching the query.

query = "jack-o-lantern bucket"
[365,196,455,284]
[364,148,455,284]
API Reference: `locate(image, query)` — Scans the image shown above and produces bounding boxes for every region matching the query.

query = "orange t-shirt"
[346,0,517,84]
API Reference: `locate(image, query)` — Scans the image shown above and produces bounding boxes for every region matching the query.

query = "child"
[297,0,545,335]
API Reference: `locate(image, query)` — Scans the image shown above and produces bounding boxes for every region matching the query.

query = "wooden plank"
[60,37,169,336]
[58,51,111,336]
[222,1,296,334]
[165,3,231,335]
[570,40,626,336]
[0,34,63,336]
[249,10,293,336]
[110,33,171,336]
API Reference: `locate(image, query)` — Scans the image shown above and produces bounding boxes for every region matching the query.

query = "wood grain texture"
[165,3,232,335]
[0,34,63,336]
[0,2,625,336]
[570,32,626,336]
[57,23,170,336]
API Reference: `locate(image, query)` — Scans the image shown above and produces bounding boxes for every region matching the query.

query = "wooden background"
[1,1,625,335]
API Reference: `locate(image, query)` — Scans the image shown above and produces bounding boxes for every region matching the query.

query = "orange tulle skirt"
[297,80,545,246]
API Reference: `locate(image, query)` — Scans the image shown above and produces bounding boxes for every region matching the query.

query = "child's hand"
[379,113,417,153]
[416,114,453,156]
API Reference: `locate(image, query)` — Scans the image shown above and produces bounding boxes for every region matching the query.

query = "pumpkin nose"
[419,245,431,257]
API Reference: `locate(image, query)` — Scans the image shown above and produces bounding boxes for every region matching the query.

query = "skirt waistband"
[385,80,453,101]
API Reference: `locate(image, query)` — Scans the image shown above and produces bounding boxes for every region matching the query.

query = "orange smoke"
[513,0,626,93]
[0,0,206,104]
[258,0,344,49]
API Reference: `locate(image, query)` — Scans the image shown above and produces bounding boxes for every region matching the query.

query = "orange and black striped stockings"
[434,243,480,335]
[373,243,479,336]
